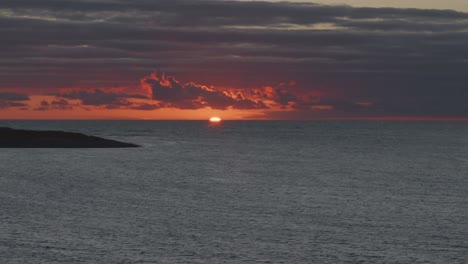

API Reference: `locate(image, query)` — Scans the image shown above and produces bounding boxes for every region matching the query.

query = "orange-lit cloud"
[0,71,405,120]
[141,71,268,110]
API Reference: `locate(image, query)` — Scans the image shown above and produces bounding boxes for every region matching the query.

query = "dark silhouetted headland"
[0,127,140,148]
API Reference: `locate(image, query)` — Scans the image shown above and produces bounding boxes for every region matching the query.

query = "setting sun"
[209,116,221,122]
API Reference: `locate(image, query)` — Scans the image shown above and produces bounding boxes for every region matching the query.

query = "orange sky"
[0,106,266,120]
[0,95,274,120]
[2,93,467,121]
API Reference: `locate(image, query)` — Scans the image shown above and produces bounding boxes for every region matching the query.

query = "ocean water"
[0,120,467,263]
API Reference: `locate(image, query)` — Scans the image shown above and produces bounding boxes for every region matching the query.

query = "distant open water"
[1,121,467,263]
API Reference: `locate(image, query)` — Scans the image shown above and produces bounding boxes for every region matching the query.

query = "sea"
[0,120,467,263]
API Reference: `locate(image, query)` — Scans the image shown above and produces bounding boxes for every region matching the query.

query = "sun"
[209,116,221,123]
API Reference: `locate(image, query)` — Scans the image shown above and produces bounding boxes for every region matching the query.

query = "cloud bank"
[1,0,468,117]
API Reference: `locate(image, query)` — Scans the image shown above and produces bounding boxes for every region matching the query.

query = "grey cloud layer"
[0,92,29,101]
[56,89,158,110]
[0,92,29,109]
[1,0,468,116]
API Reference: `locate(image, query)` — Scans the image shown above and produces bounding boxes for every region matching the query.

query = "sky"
[1,0,468,120]
[259,1,468,12]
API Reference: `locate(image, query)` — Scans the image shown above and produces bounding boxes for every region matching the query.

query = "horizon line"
[2,117,468,122]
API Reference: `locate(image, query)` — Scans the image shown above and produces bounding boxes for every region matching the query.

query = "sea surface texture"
[1,121,467,263]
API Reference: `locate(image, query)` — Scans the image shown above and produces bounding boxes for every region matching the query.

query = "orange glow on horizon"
[3,96,468,121]
[209,116,222,122]
[0,98,262,120]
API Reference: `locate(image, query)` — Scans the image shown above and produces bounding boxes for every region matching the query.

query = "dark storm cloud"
[1,0,468,116]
